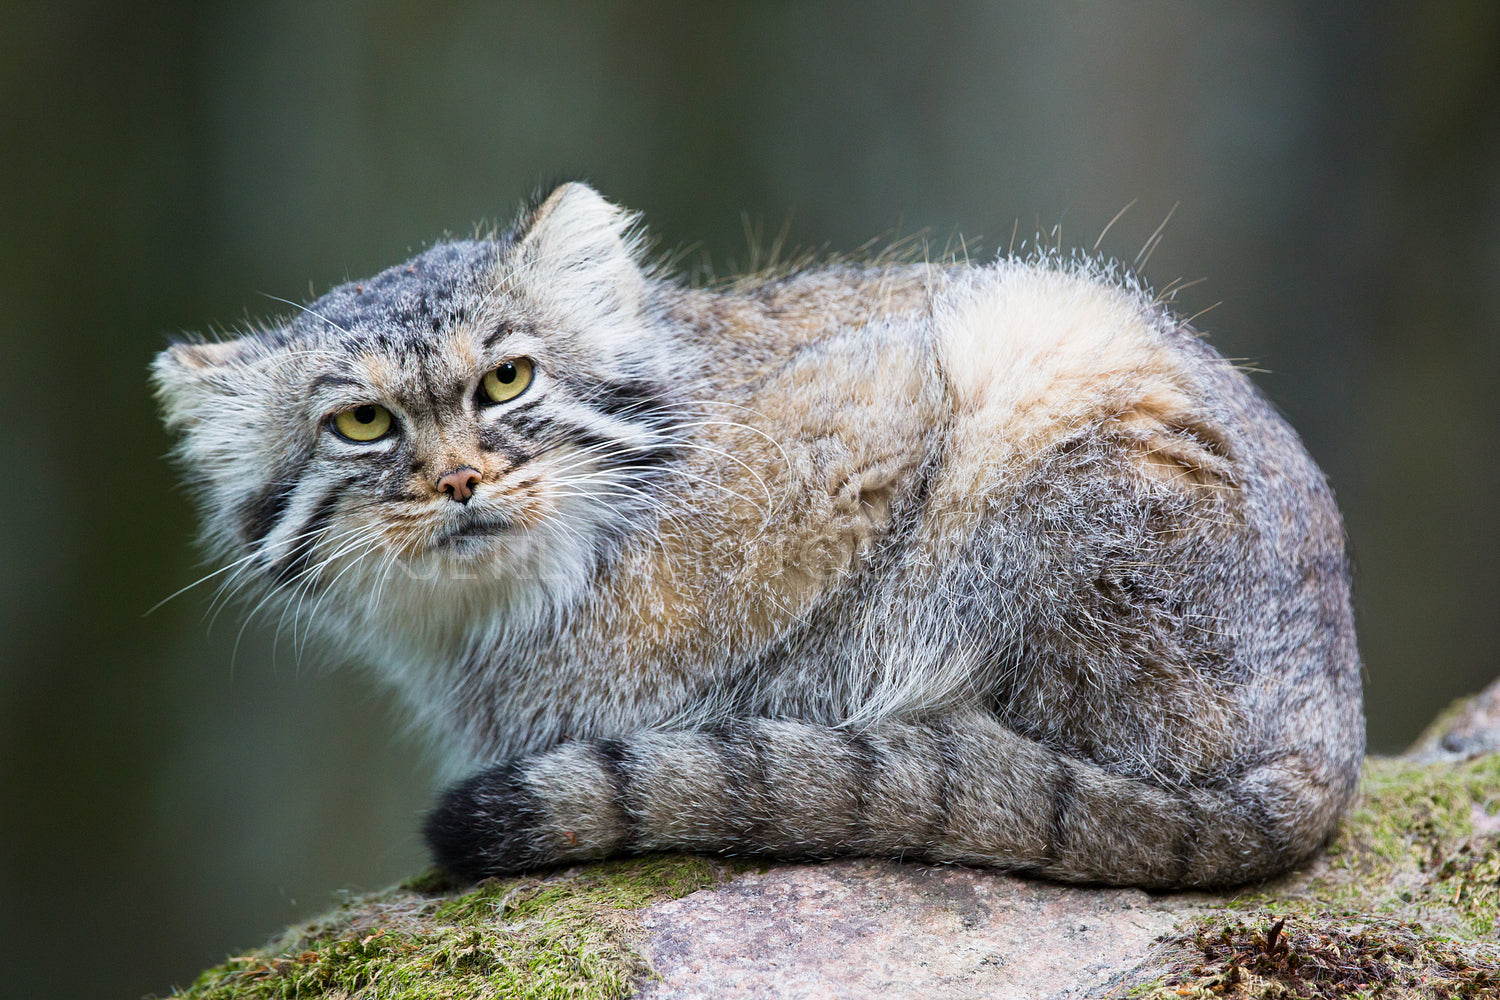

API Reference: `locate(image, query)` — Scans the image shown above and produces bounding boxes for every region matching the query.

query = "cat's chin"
[396,523,595,599]
[412,540,524,581]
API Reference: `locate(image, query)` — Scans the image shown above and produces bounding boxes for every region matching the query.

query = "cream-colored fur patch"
[939,266,1167,436]
[929,265,1189,504]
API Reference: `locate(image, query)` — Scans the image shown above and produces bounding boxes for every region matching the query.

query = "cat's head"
[153,183,687,645]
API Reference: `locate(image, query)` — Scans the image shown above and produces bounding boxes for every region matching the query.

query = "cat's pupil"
[496,363,517,384]
[354,405,376,423]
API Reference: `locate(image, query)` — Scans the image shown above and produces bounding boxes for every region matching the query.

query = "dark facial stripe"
[547,371,683,432]
[265,476,356,588]
[588,377,675,425]
[240,482,296,548]
[238,454,311,547]
[503,401,551,438]
[310,373,364,392]
[499,371,686,477]
[476,422,532,466]
[560,425,679,476]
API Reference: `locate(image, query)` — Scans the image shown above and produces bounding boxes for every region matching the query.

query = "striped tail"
[423,711,1354,889]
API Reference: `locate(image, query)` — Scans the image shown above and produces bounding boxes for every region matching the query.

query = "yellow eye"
[332,404,393,442]
[481,358,534,404]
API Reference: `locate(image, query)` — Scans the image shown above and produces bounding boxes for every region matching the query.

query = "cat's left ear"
[514,182,646,319]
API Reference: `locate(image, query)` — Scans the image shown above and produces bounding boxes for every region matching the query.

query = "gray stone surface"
[637,859,1197,1000]
[1407,676,1500,761]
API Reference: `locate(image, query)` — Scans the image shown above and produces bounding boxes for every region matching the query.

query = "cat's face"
[154,184,685,643]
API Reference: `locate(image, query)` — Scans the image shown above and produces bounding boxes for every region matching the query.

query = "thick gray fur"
[153,183,1364,889]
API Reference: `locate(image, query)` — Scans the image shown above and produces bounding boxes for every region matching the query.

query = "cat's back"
[668,256,1359,786]
[650,254,1347,588]
[670,255,1325,518]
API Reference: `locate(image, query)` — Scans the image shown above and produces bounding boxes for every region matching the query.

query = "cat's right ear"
[151,337,254,431]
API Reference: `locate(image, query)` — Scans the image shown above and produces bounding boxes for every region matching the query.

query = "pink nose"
[436,467,482,503]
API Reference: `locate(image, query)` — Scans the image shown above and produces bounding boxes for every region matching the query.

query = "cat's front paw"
[423,760,549,882]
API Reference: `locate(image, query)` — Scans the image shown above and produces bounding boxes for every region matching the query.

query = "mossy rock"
[1317,754,1500,936]
[167,855,736,1000]
[164,755,1500,999]
[1116,753,1500,998]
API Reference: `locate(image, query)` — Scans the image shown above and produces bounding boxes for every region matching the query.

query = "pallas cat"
[154,183,1364,888]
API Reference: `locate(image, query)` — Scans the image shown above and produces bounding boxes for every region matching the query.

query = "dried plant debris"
[1433,844,1500,936]
[1126,911,1500,999]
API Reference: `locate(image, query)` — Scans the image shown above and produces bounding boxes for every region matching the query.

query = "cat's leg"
[423,709,1355,889]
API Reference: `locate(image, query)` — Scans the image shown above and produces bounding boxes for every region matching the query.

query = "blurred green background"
[1,2,1496,997]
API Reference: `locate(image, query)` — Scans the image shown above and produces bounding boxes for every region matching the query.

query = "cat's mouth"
[433,515,514,548]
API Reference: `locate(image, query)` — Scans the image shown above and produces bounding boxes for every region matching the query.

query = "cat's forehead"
[286,239,505,353]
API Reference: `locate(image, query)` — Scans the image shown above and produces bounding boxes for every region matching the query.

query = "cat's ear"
[514,183,646,318]
[151,337,257,430]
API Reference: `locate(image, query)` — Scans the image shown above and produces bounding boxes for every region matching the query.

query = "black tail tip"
[421,778,490,883]
[422,761,544,883]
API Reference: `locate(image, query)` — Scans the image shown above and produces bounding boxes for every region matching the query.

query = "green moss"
[1303,755,1500,934]
[399,868,459,895]
[169,855,726,1000]
[1342,755,1500,865]
[433,855,720,925]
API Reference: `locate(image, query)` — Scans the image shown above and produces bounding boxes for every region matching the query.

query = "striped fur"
[155,183,1364,889]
